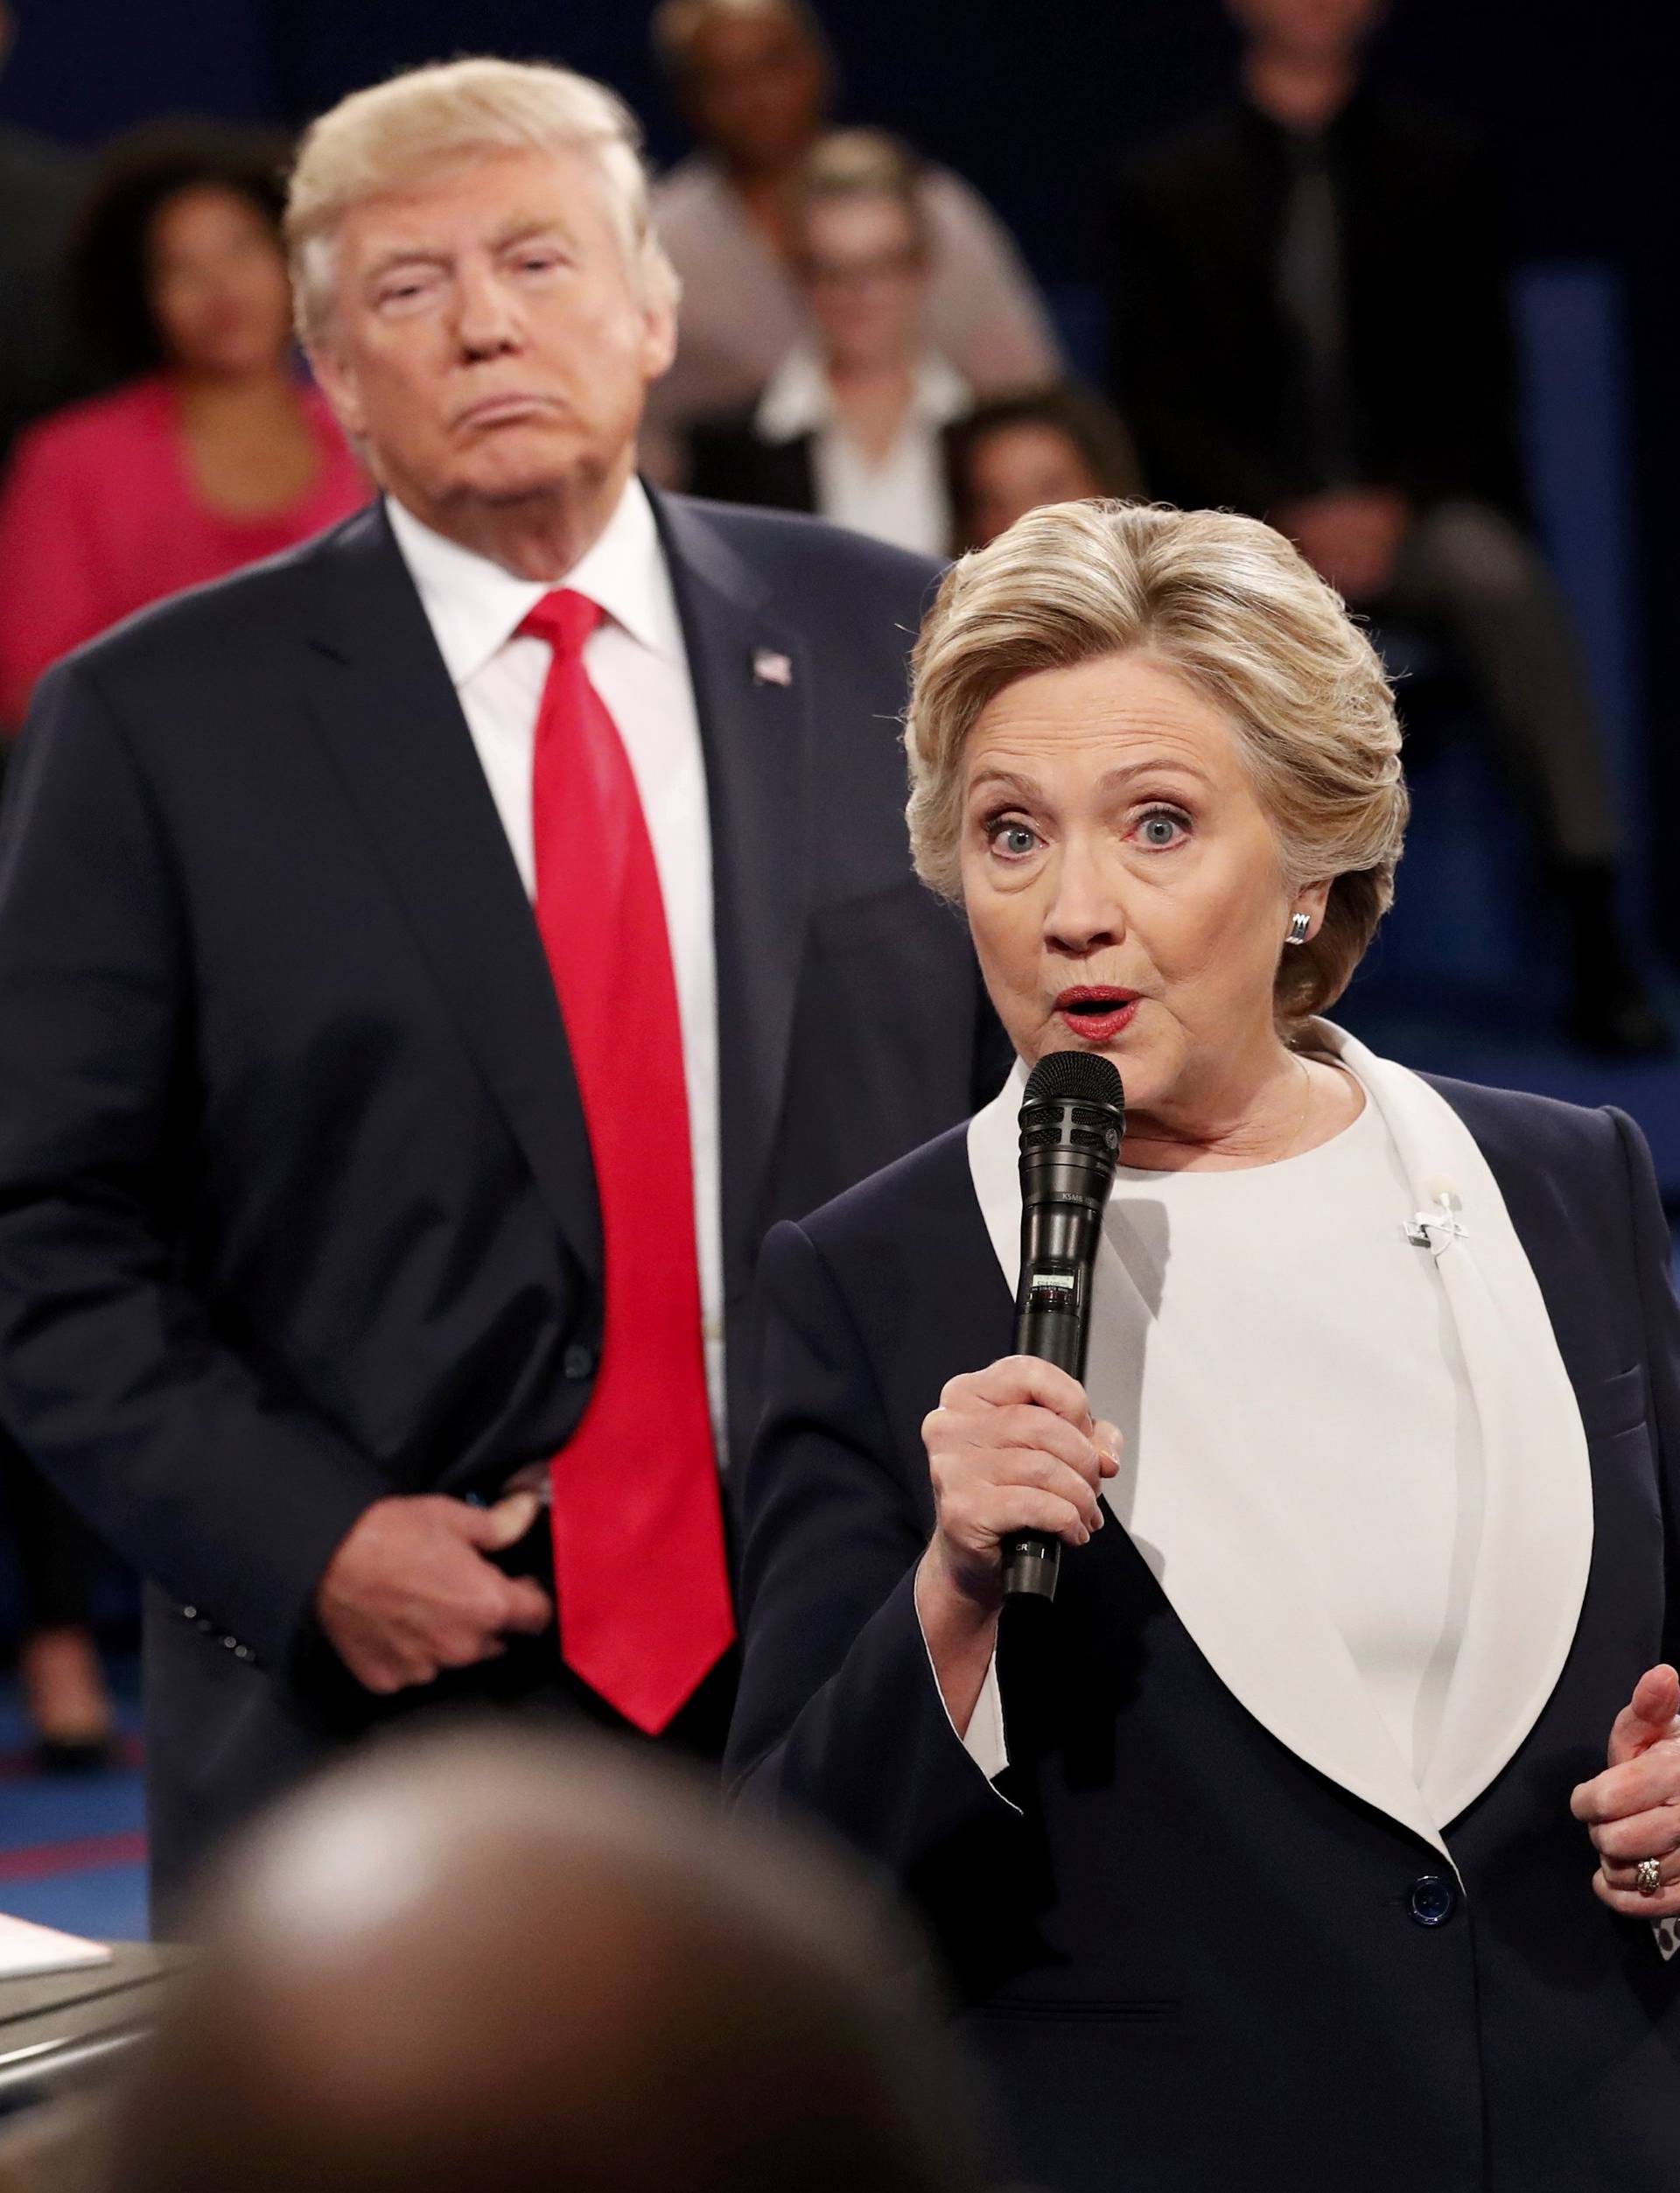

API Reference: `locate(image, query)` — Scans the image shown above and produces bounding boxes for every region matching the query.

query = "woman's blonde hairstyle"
[284,58,679,348]
[905,500,1408,1039]
[795,129,928,254]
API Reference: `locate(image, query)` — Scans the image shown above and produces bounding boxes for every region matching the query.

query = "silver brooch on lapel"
[752,648,794,688]
[1404,1176,1469,1254]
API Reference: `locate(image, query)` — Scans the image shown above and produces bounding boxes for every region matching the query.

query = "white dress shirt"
[753,345,971,557]
[387,483,727,1454]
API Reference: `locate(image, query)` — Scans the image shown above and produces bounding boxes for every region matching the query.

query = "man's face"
[311,147,676,526]
[1226,0,1387,64]
[681,9,828,172]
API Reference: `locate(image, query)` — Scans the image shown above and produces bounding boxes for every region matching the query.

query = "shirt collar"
[386,476,682,690]
[753,344,971,445]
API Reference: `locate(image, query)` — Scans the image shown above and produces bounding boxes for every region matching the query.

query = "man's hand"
[314,1491,552,1696]
[1571,1664,1680,1917]
[1277,487,1411,602]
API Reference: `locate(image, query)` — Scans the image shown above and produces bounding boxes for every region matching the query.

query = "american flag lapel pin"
[752,648,794,688]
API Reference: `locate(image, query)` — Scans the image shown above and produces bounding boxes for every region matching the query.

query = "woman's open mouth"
[1054,987,1140,1042]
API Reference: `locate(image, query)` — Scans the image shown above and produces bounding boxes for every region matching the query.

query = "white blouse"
[964,1073,1485,1789]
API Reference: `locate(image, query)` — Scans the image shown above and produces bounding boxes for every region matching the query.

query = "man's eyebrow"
[364,245,450,279]
[362,219,570,279]
[491,216,571,249]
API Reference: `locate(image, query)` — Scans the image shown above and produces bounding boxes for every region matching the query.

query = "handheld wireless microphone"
[1002,1049,1126,1602]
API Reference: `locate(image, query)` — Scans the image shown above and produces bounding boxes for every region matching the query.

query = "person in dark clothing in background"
[0,3,103,474]
[1107,0,1665,1055]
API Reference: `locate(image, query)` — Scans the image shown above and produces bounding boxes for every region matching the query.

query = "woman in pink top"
[0,126,364,1769]
[0,123,366,729]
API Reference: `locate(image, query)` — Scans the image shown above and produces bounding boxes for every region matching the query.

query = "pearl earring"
[1286,912,1311,946]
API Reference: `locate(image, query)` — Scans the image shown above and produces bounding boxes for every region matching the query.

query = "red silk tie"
[522,588,733,1732]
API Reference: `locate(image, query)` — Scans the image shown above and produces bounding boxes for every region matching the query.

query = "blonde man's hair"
[905,501,1409,1040]
[284,57,679,347]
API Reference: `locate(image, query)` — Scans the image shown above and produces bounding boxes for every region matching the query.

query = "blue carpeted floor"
[0,1656,148,1942]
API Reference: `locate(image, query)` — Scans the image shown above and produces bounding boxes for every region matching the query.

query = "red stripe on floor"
[0,1831,148,1882]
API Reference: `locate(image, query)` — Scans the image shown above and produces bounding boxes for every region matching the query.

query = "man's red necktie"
[522,588,733,1733]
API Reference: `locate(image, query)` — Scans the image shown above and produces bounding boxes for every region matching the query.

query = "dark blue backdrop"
[4,0,1674,944]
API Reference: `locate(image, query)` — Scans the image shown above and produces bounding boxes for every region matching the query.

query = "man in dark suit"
[1107,0,1665,1055]
[0,57,1004,1918]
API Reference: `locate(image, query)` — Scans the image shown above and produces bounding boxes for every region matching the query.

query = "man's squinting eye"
[1133,805,1192,850]
[374,273,438,311]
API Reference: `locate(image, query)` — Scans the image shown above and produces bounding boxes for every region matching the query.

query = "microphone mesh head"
[1023,1050,1124,1111]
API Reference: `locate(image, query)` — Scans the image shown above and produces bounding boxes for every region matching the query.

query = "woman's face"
[959,653,1326,1125]
[797,194,928,376]
[148,184,294,379]
[964,423,1103,548]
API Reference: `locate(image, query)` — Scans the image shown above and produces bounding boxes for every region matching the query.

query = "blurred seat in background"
[644,0,1059,484]
[0,122,367,732]
[106,1728,987,2193]
[945,382,1145,552]
[1104,0,1666,1056]
[686,130,970,554]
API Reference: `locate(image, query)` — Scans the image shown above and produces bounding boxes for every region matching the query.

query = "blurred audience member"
[0,1,104,476]
[110,1729,985,2193]
[0,123,366,729]
[1108,0,1664,1054]
[946,382,1144,550]
[646,0,1058,480]
[688,131,969,554]
[2,1431,117,1771]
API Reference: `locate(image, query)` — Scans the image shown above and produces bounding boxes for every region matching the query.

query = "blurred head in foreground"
[109,1729,984,2193]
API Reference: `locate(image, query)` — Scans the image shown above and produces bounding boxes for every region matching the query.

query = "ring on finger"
[1637,1857,1664,1897]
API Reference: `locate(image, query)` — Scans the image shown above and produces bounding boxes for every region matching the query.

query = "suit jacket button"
[563,1342,597,1382]
[1409,1874,1457,1927]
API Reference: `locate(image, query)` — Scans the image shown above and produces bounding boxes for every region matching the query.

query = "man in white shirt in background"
[0,56,1008,1918]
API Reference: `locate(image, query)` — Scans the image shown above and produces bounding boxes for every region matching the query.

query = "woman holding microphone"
[728,501,1680,2191]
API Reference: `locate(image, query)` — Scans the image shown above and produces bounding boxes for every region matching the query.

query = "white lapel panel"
[1319,1028,1594,1830]
[967,1027,1592,1855]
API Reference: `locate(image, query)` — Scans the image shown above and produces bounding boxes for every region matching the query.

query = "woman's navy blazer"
[727,1076,1680,2193]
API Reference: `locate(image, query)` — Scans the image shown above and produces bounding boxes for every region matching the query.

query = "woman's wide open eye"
[1134,806,1191,850]
[984,816,1041,861]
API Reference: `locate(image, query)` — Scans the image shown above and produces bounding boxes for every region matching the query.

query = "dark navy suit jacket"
[0,491,1007,1906]
[730,1080,1680,2193]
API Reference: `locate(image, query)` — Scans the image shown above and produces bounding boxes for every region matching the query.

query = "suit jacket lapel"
[652,490,810,1300]
[299,507,602,1283]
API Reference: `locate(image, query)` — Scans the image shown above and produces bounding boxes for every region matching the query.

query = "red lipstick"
[1054,986,1140,1043]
